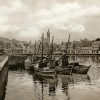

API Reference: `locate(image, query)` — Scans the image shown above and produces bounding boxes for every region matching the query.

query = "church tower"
[47,29,50,45]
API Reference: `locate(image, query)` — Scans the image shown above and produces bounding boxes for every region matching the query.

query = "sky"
[0,0,100,43]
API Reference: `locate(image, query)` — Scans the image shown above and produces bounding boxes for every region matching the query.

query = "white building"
[92,41,100,54]
[80,47,92,54]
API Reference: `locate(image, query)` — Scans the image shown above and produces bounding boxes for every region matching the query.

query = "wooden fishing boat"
[55,34,91,75]
[33,34,56,78]
[55,62,91,75]
[73,65,91,74]
[34,63,56,78]
[69,62,91,74]
[55,65,72,75]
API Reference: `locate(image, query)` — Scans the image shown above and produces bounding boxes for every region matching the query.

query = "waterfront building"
[10,42,23,54]
[60,41,67,54]
[74,46,81,54]
[80,47,92,54]
[69,42,75,54]
[92,41,100,54]
[9,40,31,54]
[21,42,31,54]
[80,38,92,47]
[7,38,34,54]
[68,40,93,54]
[55,44,61,52]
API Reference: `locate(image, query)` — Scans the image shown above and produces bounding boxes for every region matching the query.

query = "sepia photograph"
[0,0,100,100]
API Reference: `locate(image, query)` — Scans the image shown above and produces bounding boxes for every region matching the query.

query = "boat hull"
[34,64,56,78]
[55,67,71,75]
[55,64,91,75]
[73,65,91,74]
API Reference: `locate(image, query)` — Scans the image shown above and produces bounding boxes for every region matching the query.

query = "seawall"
[0,56,8,100]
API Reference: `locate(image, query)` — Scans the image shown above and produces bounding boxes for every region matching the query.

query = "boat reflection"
[4,55,100,100]
[33,73,58,96]
[47,77,58,96]
[62,81,70,100]
[32,73,91,100]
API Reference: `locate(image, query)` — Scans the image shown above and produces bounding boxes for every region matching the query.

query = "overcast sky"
[0,0,100,43]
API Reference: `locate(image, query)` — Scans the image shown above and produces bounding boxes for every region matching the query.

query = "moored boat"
[55,65,72,75]
[55,62,91,75]
[54,34,91,75]
[70,62,91,74]
[34,62,57,78]
[33,34,56,78]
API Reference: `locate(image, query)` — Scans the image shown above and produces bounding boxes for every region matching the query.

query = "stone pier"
[0,56,8,100]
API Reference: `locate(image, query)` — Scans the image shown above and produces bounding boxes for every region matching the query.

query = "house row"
[0,39,34,54]
[8,40,32,54]
[71,41,100,54]
[56,40,100,55]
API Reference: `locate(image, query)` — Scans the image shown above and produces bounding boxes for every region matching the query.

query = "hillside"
[0,37,10,42]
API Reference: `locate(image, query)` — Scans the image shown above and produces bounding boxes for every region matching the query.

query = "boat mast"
[51,36,54,59]
[37,41,41,55]
[67,33,70,55]
[41,33,44,62]
[66,33,70,63]
[55,34,70,64]
[34,40,37,58]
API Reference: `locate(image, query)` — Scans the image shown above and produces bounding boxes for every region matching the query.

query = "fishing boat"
[55,34,91,75]
[55,62,91,75]
[33,34,56,78]
[69,62,91,74]
[55,64,73,75]
[34,62,56,78]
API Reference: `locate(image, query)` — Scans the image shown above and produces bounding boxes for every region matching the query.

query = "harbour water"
[4,56,100,100]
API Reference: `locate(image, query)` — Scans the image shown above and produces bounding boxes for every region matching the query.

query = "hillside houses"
[1,35,100,55]
[0,38,33,54]
[56,38,100,55]
[9,40,32,54]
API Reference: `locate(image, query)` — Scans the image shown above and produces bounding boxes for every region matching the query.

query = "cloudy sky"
[0,0,100,43]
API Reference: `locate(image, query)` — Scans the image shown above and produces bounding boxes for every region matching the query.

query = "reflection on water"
[4,56,100,100]
[4,71,91,100]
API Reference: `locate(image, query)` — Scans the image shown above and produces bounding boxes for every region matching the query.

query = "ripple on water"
[4,59,100,100]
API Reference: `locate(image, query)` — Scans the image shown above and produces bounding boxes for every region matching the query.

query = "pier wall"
[0,56,8,100]
[8,55,27,70]
[8,55,26,65]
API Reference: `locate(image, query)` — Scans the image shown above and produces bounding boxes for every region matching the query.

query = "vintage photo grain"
[0,0,100,100]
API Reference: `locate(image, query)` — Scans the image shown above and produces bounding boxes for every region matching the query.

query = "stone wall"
[0,56,8,100]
